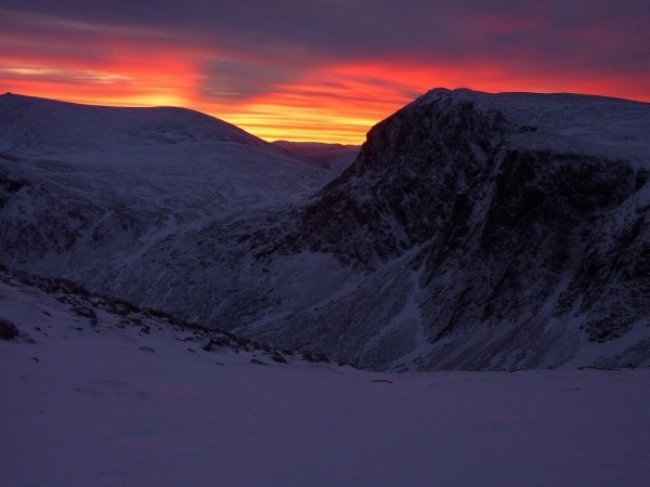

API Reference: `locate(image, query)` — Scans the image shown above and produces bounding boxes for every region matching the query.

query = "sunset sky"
[1,1,649,144]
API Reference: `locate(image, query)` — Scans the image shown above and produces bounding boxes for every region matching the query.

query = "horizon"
[1,1,649,145]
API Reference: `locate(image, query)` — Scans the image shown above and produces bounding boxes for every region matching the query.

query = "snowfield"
[1,271,649,487]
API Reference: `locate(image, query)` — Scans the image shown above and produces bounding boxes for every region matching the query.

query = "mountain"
[275,88,650,370]
[0,93,331,276]
[0,92,262,155]
[1,89,650,371]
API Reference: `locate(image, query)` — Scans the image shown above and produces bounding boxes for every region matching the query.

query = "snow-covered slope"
[0,265,312,364]
[0,93,330,274]
[0,92,262,156]
[2,266,649,487]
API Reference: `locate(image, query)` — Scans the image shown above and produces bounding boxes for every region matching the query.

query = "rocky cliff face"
[2,89,650,371]
[217,89,650,370]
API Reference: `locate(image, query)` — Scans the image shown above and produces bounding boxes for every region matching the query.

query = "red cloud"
[1,6,648,144]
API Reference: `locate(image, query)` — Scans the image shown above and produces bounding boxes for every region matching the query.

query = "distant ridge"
[273,140,360,172]
[0,92,273,156]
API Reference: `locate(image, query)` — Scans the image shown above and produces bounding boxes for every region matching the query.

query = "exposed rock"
[71,306,98,325]
[270,353,287,364]
[0,317,19,340]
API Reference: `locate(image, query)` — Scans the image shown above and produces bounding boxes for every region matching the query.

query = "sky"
[1,1,649,144]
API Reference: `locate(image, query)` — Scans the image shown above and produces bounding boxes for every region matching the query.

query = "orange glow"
[207,61,650,144]
[202,62,471,144]
[4,54,650,145]
[1,10,649,145]
[0,48,200,109]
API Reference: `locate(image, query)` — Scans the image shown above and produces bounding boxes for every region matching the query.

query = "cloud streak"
[1,1,648,142]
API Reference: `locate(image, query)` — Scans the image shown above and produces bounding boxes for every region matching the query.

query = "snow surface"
[2,271,650,486]
[412,89,650,167]
[0,93,334,280]
[0,93,331,222]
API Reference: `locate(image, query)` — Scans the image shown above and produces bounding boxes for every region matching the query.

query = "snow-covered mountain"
[266,89,650,370]
[0,92,263,156]
[2,89,650,371]
[0,93,330,275]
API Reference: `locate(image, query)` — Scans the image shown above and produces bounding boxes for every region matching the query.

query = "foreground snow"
[1,273,649,486]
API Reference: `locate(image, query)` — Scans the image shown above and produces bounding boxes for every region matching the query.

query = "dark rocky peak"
[350,88,508,175]
[292,90,511,266]
[221,81,650,369]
